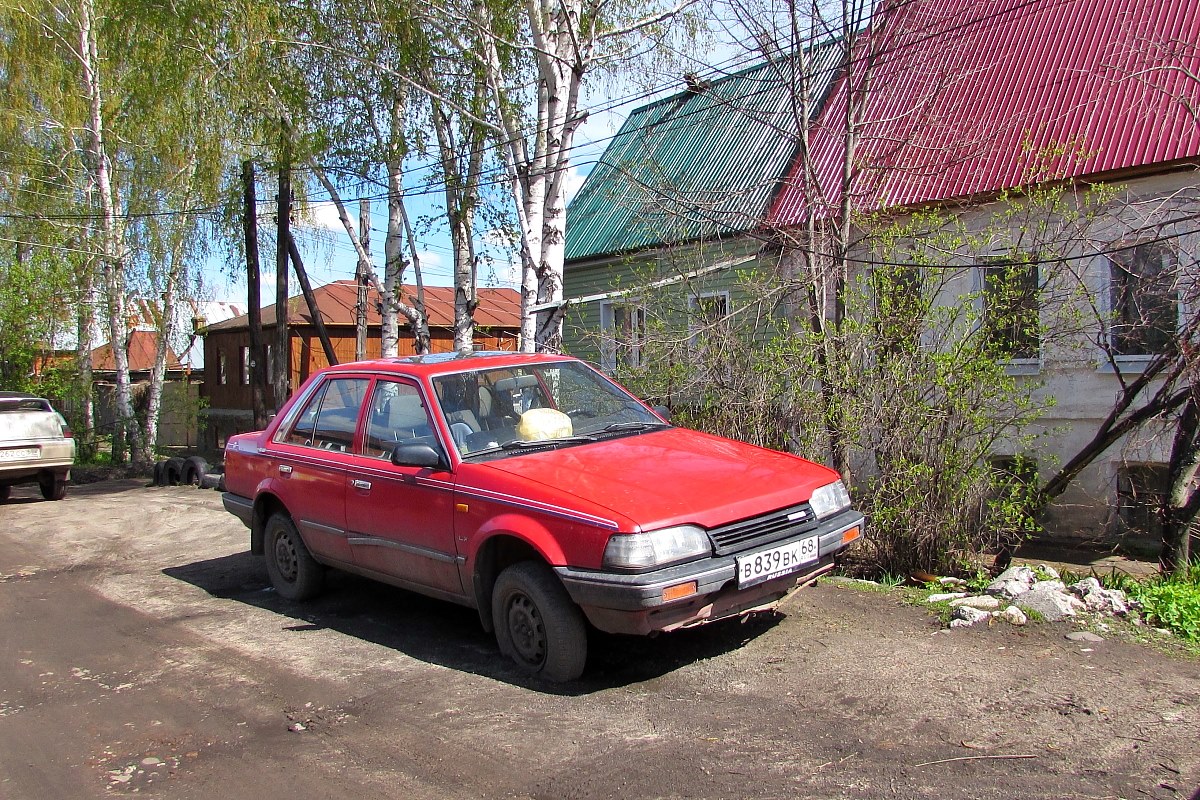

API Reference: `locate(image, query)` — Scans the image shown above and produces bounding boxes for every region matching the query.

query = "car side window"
[364,380,435,459]
[283,377,369,451]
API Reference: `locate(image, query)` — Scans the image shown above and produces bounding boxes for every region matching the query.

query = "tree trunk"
[1161,394,1200,575]
[78,0,139,465]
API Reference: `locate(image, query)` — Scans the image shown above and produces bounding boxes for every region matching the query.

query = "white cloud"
[296,201,352,233]
[563,165,588,204]
[415,250,443,269]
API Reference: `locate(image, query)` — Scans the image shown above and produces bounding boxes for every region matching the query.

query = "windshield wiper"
[464,435,598,459]
[500,435,598,449]
[598,421,669,434]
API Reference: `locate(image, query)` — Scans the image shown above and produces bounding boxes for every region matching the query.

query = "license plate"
[736,536,819,587]
[0,447,38,462]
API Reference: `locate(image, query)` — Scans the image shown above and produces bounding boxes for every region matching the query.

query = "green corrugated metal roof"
[565,47,842,263]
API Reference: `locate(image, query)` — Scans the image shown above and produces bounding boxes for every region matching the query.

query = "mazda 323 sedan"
[222,352,864,681]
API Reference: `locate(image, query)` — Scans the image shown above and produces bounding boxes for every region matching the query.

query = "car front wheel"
[263,513,324,601]
[492,561,587,682]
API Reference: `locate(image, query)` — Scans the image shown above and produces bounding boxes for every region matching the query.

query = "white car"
[0,392,75,501]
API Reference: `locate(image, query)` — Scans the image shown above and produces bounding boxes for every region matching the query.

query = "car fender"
[470,512,568,567]
[249,481,290,553]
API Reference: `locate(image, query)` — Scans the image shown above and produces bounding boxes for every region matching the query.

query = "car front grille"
[707,502,819,556]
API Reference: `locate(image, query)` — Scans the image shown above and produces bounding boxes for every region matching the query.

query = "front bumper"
[555,509,864,635]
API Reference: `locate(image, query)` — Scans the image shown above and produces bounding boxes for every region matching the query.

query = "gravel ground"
[1,479,1198,799]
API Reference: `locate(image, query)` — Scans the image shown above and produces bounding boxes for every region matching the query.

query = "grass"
[1103,560,1200,645]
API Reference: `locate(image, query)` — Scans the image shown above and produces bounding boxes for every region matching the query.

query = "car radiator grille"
[707,503,818,556]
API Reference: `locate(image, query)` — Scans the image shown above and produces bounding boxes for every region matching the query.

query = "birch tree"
[459,0,701,352]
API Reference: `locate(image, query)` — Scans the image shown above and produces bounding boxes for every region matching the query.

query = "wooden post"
[287,232,338,367]
[241,160,268,430]
[356,198,370,361]
[274,128,291,411]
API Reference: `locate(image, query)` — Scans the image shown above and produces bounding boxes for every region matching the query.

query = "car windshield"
[431,361,667,459]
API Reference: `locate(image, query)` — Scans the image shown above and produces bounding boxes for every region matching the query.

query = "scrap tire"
[182,456,209,486]
[263,513,324,601]
[152,461,166,486]
[39,475,67,501]
[162,457,185,486]
[492,561,587,683]
[216,473,226,492]
[199,473,221,490]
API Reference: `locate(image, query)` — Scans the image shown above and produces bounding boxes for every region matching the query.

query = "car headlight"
[809,480,852,519]
[602,525,711,570]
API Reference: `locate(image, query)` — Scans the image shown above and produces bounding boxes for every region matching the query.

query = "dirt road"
[1,479,1198,799]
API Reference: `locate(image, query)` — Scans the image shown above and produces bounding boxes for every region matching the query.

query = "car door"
[344,378,463,597]
[268,375,370,566]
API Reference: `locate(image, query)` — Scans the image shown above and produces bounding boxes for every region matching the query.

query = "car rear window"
[0,398,52,412]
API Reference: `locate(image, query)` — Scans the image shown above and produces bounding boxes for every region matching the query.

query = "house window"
[240,346,251,385]
[688,292,730,343]
[872,266,923,352]
[599,301,646,371]
[218,352,228,385]
[1116,463,1168,541]
[980,257,1039,360]
[1109,242,1177,356]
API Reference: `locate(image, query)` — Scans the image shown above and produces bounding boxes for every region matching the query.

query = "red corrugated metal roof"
[91,330,185,373]
[770,0,1200,224]
[204,281,522,332]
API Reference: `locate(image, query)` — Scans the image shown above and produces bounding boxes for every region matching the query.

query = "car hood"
[465,427,839,532]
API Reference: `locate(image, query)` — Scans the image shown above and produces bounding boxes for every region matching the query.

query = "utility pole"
[356,198,370,361]
[274,125,291,411]
[241,160,268,429]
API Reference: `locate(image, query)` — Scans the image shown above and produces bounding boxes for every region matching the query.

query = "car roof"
[319,350,581,379]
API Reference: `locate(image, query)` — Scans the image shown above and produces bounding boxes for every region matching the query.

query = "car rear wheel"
[492,561,587,682]
[263,513,324,601]
[39,475,66,501]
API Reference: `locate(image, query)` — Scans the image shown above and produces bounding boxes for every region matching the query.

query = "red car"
[222,352,863,681]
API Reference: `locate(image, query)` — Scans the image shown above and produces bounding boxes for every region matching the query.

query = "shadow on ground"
[163,550,782,695]
[1,478,148,505]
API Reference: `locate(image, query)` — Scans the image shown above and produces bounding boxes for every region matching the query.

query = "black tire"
[39,475,67,501]
[216,473,227,492]
[0,485,10,501]
[491,561,587,682]
[263,513,324,601]
[163,457,185,486]
[152,460,166,486]
[182,456,209,486]
[199,473,221,490]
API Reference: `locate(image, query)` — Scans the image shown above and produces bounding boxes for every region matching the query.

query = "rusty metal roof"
[203,281,521,333]
[771,0,1200,223]
[566,47,843,262]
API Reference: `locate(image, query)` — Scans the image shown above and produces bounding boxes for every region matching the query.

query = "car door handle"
[278,465,293,475]
[350,479,372,491]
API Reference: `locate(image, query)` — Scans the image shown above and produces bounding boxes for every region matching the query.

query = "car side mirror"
[391,443,446,470]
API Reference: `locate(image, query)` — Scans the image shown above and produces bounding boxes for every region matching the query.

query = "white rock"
[949,595,1001,610]
[998,605,1027,625]
[986,566,1036,599]
[949,606,991,627]
[927,592,969,603]
[1016,584,1078,622]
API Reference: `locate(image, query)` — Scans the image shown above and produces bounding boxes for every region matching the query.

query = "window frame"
[599,300,647,372]
[1105,241,1181,362]
[976,255,1041,366]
